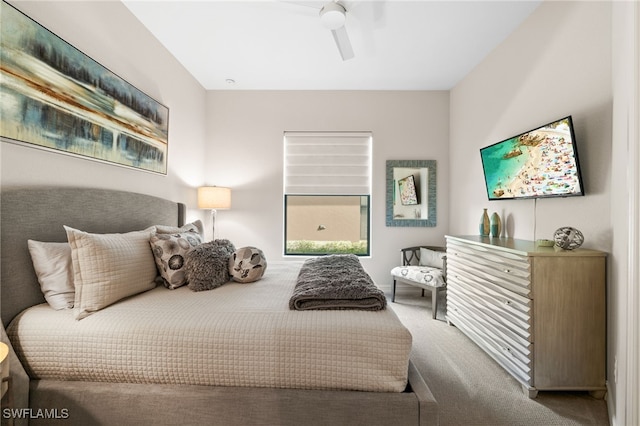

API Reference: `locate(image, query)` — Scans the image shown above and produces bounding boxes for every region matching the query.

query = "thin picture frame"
[398,175,419,205]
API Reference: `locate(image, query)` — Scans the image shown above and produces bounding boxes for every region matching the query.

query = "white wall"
[0,1,207,220]
[450,1,611,249]
[611,1,640,425]
[450,0,621,422]
[204,90,449,288]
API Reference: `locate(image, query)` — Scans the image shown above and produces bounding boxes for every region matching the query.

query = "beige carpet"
[391,289,610,426]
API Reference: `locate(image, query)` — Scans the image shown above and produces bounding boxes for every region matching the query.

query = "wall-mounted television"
[480,116,584,200]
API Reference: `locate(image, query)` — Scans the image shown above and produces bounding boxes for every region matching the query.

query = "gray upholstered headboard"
[1,187,186,327]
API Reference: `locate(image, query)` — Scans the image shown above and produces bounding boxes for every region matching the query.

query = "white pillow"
[65,226,157,320]
[27,240,74,310]
[419,248,445,269]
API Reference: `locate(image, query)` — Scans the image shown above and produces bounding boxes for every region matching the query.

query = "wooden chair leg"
[431,288,437,319]
[392,279,397,302]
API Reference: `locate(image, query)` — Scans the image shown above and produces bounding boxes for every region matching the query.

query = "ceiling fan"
[286,1,355,61]
[318,1,354,61]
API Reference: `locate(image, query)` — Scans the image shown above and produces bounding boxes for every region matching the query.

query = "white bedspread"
[8,261,412,392]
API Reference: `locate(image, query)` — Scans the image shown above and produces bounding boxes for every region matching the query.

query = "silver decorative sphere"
[553,227,584,250]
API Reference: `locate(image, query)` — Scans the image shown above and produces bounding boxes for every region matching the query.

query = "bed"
[0,186,438,426]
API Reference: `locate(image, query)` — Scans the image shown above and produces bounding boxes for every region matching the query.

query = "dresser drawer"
[446,264,532,340]
[447,239,531,297]
[447,307,533,386]
[447,277,532,352]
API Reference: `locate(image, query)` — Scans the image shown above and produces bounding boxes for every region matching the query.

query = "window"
[284,132,372,256]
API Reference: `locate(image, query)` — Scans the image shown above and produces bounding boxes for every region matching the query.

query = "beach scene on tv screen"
[481,118,582,199]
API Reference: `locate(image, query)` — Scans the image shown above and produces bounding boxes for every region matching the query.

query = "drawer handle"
[504,300,511,306]
[502,346,513,354]
[503,269,511,273]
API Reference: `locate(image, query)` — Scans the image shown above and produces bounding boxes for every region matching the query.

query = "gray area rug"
[390,288,610,425]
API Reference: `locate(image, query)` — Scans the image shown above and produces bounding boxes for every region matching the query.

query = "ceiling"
[122,0,541,91]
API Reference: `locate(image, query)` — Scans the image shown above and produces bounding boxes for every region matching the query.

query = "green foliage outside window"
[286,240,368,256]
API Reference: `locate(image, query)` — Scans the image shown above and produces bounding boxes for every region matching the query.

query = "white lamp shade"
[198,186,231,210]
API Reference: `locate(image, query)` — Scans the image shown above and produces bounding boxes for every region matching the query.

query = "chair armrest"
[442,255,447,283]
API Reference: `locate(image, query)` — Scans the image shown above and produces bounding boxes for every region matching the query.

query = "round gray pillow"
[229,246,267,283]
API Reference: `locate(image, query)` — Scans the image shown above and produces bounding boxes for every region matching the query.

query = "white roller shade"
[284,132,372,195]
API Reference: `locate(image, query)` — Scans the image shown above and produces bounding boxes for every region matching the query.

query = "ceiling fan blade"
[282,1,324,11]
[331,26,354,61]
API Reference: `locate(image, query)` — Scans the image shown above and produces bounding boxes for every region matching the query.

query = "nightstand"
[1,342,13,426]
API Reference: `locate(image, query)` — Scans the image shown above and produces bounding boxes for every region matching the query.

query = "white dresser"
[445,235,606,398]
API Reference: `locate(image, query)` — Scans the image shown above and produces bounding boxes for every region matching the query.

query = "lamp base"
[210,209,217,241]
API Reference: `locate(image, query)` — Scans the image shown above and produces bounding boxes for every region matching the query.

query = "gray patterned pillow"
[155,220,204,240]
[150,231,202,289]
[229,246,267,283]
[185,239,236,291]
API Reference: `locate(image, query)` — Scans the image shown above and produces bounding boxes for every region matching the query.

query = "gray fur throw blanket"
[289,254,386,311]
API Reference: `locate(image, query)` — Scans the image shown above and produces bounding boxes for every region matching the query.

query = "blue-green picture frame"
[386,160,437,227]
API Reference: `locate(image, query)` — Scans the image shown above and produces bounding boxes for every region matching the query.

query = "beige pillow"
[27,240,74,310]
[65,226,157,320]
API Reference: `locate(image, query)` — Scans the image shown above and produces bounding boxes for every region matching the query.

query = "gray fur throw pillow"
[185,239,236,291]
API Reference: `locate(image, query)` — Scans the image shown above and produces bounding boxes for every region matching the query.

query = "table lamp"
[197,186,231,240]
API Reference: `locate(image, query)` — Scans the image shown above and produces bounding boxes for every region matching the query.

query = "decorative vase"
[479,208,490,236]
[490,212,502,237]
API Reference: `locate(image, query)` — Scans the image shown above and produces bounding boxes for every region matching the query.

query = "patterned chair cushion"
[390,265,445,288]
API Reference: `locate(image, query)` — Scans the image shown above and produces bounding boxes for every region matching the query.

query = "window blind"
[284,132,372,195]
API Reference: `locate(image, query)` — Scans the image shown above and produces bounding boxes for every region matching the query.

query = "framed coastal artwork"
[0,1,169,174]
[398,175,419,205]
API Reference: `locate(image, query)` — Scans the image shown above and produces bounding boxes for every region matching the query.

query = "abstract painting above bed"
[0,1,169,174]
